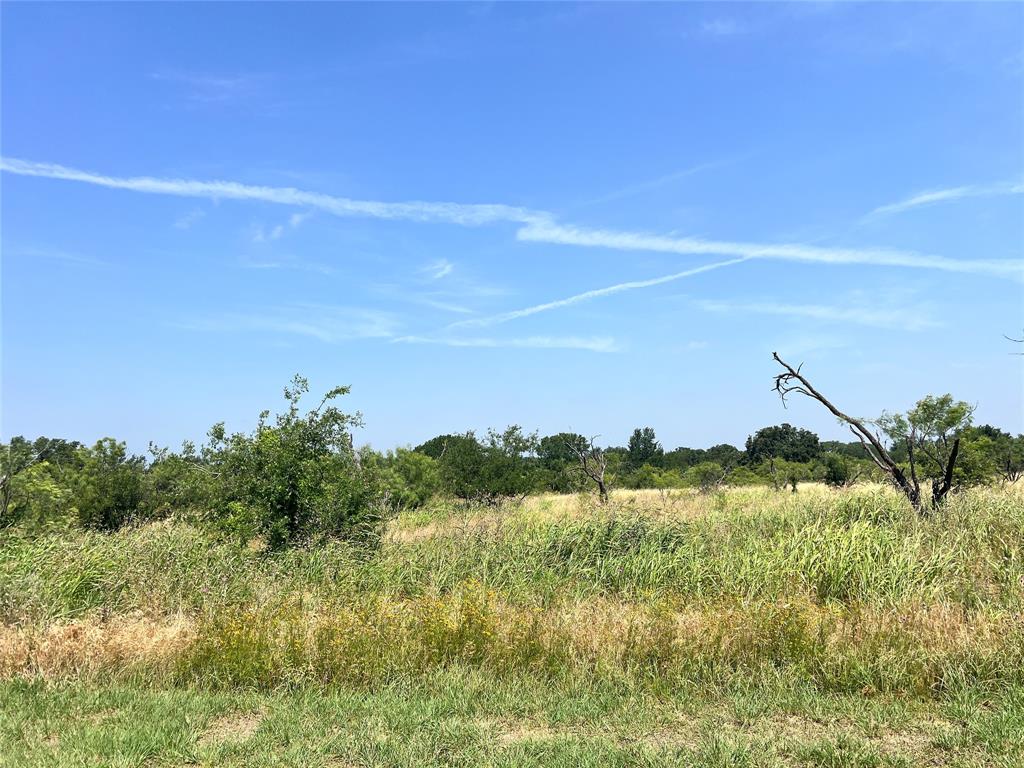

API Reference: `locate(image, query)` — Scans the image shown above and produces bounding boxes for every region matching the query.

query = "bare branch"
[773,352,922,510]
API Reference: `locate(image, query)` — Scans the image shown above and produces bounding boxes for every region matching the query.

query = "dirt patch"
[476,717,564,745]
[197,712,263,749]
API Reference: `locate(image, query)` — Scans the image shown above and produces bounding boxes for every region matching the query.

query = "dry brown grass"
[3,592,1018,693]
[197,711,263,748]
[0,613,194,679]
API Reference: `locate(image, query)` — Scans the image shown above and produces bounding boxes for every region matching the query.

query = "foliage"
[5,461,72,530]
[684,461,727,492]
[876,394,975,503]
[536,432,589,493]
[964,426,1024,483]
[363,448,440,510]
[435,427,539,502]
[72,438,145,531]
[746,423,820,463]
[627,427,663,469]
[823,453,853,488]
[197,376,382,549]
[619,463,682,490]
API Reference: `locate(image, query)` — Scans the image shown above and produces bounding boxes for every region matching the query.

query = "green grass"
[2,672,1021,767]
[1,485,1022,766]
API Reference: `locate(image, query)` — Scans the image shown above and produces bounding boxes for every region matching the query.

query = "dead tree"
[565,435,609,503]
[771,352,925,511]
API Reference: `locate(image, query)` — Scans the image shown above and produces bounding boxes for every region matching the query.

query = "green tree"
[773,353,973,512]
[706,443,744,468]
[663,447,705,471]
[537,432,589,493]
[73,438,145,531]
[363,447,440,509]
[823,453,853,488]
[875,394,975,507]
[436,427,539,503]
[7,461,72,530]
[684,461,727,493]
[963,426,1024,483]
[200,376,381,548]
[746,423,820,464]
[627,427,663,468]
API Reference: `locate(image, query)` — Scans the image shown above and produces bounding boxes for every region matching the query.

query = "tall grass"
[1,485,1021,697]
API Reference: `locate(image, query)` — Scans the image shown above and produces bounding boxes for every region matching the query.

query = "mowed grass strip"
[2,673,1021,767]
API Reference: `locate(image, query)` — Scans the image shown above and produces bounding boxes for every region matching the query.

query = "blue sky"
[2,2,1022,453]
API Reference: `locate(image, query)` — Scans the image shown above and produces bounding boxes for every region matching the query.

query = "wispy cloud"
[573,157,740,208]
[418,298,474,315]
[150,70,265,105]
[177,304,397,343]
[393,335,619,352]
[252,210,312,243]
[174,208,205,230]
[517,221,1022,279]
[701,18,745,37]
[867,181,1024,218]
[9,246,110,267]
[239,254,336,275]
[453,257,748,329]
[695,299,939,332]
[289,211,313,228]
[3,157,1019,279]
[421,259,454,280]
[0,158,543,227]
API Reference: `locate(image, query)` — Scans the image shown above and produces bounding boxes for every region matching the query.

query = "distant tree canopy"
[627,427,663,468]
[2,372,1019,536]
[745,423,821,463]
[424,426,540,503]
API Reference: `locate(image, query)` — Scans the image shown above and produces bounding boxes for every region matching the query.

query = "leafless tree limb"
[772,352,924,510]
[565,435,609,503]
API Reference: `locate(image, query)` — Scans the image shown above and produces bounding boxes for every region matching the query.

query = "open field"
[2,484,1023,767]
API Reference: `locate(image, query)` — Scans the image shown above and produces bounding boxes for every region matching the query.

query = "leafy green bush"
[198,376,384,549]
[72,438,145,531]
[435,427,539,503]
[361,447,440,510]
[823,453,852,487]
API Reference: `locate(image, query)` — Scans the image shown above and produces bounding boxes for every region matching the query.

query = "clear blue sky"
[2,2,1022,453]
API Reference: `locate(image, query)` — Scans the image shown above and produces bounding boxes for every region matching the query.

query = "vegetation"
[1,485,1023,765]
[2,371,1022,765]
[3,371,1017,536]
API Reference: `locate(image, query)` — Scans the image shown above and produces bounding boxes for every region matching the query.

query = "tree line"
[3,368,1022,547]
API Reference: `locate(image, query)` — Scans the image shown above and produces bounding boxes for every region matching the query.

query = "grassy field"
[1,485,1022,767]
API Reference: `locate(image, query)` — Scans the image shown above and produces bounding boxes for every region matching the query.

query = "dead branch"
[565,435,609,503]
[772,352,923,510]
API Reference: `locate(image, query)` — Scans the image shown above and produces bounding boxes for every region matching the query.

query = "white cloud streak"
[517,221,1022,279]
[701,18,744,37]
[3,157,1020,280]
[177,305,398,343]
[419,298,474,315]
[393,335,619,352]
[0,158,543,226]
[422,259,454,279]
[696,299,939,332]
[452,257,749,329]
[868,181,1024,218]
[174,208,205,229]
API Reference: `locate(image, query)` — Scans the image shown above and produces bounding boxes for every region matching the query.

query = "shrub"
[684,461,726,492]
[199,376,384,549]
[823,453,852,488]
[72,438,145,531]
